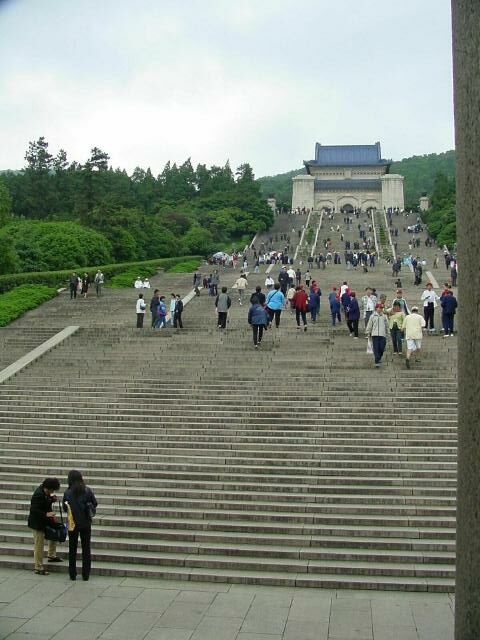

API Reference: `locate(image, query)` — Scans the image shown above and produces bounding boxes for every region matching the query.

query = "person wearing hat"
[365,304,389,367]
[403,306,426,368]
[387,301,406,354]
[393,288,409,315]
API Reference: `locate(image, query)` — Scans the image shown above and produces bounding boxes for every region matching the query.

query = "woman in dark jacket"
[28,477,62,575]
[346,291,360,338]
[63,470,97,581]
[248,302,268,348]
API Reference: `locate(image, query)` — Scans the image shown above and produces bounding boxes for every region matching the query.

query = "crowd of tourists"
[244,275,458,363]
[68,270,105,299]
[135,290,184,329]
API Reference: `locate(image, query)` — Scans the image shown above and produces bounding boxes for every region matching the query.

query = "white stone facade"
[291,143,405,212]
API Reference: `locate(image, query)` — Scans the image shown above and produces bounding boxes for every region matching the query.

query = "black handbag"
[44,501,67,543]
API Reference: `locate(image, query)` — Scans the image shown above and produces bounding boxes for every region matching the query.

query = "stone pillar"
[267,197,276,212]
[291,175,315,210]
[381,174,405,210]
[419,196,429,211]
[452,1,480,638]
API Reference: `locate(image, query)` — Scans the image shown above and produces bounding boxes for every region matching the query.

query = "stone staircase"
[0,212,457,591]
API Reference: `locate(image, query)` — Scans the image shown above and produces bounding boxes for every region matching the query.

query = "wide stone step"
[0,230,459,591]
[0,553,455,591]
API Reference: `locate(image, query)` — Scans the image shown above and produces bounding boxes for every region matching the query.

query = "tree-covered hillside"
[257,168,305,209]
[421,172,456,249]
[390,150,455,207]
[0,137,273,274]
[257,150,456,209]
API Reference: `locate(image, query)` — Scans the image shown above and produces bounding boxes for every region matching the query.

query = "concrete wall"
[292,175,315,209]
[381,174,405,210]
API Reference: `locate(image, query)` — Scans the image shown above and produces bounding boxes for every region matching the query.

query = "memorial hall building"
[292,142,404,213]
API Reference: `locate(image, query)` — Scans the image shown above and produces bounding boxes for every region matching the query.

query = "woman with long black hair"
[63,470,97,581]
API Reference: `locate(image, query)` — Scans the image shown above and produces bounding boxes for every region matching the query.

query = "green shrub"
[0,256,202,294]
[0,285,57,327]
[167,259,201,273]
[0,220,113,272]
[108,268,157,288]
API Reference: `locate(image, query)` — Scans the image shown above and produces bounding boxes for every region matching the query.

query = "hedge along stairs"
[0,213,457,591]
[0,255,202,293]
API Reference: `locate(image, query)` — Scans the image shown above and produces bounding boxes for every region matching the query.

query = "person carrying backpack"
[155,296,167,328]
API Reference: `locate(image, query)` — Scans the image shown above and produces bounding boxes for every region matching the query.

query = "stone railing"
[293,209,312,262]
[372,210,395,261]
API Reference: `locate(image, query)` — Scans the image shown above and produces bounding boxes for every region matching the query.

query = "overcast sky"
[0,0,454,177]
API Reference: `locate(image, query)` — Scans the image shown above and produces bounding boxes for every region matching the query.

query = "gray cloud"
[0,0,454,176]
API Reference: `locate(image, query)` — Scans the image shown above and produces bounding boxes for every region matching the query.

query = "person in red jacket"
[292,285,308,331]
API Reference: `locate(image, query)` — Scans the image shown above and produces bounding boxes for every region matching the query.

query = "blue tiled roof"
[315,179,381,191]
[305,142,390,170]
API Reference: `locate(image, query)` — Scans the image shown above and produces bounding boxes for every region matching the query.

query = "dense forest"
[390,150,455,206]
[0,138,273,274]
[257,150,456,209]
[421,171,456,249]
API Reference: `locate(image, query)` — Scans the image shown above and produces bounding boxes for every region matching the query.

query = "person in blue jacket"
[341,289,351,316]
[346,291,360,337]
[154,296,167,328]
[266,284,285,328]
[328,287,341,326]
[440,290,458,336]
[248,301,269,348]
[309,282,321,323]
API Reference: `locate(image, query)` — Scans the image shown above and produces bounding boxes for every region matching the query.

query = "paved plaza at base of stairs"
[0,568,454,640]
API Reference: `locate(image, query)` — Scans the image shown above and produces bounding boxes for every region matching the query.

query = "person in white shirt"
[169,293,177,326]
[136,294,146,328]
[134,277,143,289]
[403,306,426,368]
[265,275,274,290]
[234,273,248,305]
[287,267,296,286]
[420,282,440,332]
[361,287,377,328]
[340,281,349,297]
[143,278,151,289]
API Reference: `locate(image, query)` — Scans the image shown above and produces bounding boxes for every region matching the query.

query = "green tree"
[23,136,55,218]
[182,225,215,255]
[0,234,18,274]
[0,179,13,226]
